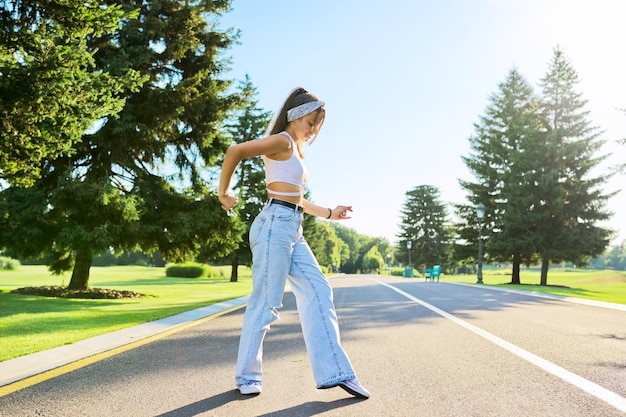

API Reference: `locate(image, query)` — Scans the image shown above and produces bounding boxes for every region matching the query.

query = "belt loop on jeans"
[268,198,304,213]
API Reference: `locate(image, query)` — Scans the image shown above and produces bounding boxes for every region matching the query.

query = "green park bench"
[424,265,440,282]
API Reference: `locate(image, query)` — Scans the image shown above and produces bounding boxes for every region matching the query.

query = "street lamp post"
[406,240,412,267]
[476,202,485,284]
[406,240,413,278]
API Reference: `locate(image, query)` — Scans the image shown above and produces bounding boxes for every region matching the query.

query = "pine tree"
[222,76,271,282]
[0,1,143,186]
[0,0,242,290]
[534,47,614,284]
[397,185,451,272]
[458,68,543,283]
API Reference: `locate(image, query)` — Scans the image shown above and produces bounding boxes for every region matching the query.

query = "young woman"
[219,87,370,399]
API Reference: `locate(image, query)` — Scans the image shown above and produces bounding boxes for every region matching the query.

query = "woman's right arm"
[218,135,291,211]
[218,145,243,210]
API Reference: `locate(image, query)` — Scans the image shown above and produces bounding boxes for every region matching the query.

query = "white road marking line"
[371,278,626,414]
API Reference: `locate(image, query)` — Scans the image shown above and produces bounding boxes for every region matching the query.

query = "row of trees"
[2,4,619,287]
[593,241,626,270]
[397,48,618,285]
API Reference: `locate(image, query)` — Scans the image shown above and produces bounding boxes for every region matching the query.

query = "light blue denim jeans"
[235,202,357,388]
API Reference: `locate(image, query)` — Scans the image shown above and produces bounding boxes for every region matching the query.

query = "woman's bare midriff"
[267,182,304,206]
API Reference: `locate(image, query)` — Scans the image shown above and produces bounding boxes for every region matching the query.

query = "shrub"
[0,256,20,271]
[205,267,225,278]
[165,263,210,278]
[391,267,405,277]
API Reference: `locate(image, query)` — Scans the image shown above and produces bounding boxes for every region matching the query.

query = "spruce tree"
[397,185,451,272]
[0,1,142,186]
[534,47,614,284]
[0,0,242,290]
[221,76,271,282]
[459,68,543,283]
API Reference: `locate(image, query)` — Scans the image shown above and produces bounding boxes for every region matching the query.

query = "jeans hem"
[236,378,262,387]
[316,372,356,388]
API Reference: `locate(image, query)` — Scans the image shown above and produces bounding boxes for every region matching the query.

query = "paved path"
[1,275,625,416]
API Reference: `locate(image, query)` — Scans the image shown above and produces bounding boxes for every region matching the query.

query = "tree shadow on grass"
[496,282,602,299]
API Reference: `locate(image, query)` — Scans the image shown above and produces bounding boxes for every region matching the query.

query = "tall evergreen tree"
[458,68,544,284]
[0,0,242,289]
[535,47,614,284]
[222,76,271,282]
[397,185,451,271]
[0,1,143,186]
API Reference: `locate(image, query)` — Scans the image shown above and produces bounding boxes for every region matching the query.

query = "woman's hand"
[220,193,238,211]
[330,205,352,220]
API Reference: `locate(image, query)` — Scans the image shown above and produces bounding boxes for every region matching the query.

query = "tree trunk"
[540,257,549,286]
[230,254,239,283]
[510,253,521,284]
[68,246,93,290]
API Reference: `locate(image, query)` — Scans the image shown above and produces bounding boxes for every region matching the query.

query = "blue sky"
[219,0,626,246]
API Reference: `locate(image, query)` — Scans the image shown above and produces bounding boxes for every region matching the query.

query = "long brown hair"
[268,88,326,158]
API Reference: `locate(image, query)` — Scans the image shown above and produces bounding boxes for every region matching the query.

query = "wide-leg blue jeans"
[235,203,356,388]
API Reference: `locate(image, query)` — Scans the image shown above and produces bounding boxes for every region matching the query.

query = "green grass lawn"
[1,265,624,362]
[0,265,253,362]
[444,267,626,304]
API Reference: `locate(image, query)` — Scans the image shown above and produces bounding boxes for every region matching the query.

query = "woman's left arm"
[303,199,352,221]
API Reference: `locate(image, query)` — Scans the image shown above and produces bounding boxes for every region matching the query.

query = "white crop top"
[263,131,308,197]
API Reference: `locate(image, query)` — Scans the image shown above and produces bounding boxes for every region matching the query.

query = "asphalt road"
[0,275,625,417]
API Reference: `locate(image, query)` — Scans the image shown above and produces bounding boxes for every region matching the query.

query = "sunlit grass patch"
[0,265,252,361]
[447,268,626,305]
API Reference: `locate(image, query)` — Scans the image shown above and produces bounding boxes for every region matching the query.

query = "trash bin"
[403,267,414,278]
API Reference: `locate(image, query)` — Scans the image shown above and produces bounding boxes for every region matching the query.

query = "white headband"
[286,100,324,122]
